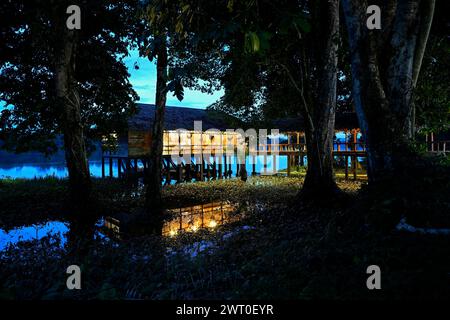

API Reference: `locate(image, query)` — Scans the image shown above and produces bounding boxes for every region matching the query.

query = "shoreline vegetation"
[1,160,449,299]
[0,174,361,228]
[0,0,448,303]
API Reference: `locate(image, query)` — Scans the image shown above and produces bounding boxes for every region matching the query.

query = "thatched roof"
[128,103,360,132]
[271,112,360,131]
[128,103,241,131]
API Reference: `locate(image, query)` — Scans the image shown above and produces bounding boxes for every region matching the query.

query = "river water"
[0,156,291,179]
[0,133,363,179]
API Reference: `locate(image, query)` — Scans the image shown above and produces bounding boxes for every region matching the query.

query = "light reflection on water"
[102,202,240,238]
[0,149,366,180]
[0,156,290,180]
[0,221,69,251]
[0,202,241,251]
[0,133,363,180]
[162,201,239,236]
[0,161,105,179]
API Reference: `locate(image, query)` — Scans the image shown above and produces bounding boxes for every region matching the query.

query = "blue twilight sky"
[123,49,223,109]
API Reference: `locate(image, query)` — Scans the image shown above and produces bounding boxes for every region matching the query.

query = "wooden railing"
[102,138,449,183]
[251,142,366,153]
[428,140,449,153]
[101,156,143,179]
[161,142,367,155]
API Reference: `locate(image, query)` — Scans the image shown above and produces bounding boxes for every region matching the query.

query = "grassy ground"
[0,175,361,228]
[0,163,449,299]
[279,165,369,180]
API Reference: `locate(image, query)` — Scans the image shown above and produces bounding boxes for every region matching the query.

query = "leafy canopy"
[0,0,140,154]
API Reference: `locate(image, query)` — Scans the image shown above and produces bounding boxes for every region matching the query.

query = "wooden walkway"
[102,140,368,182]
[101,139,448,183]
[102,154,246,183]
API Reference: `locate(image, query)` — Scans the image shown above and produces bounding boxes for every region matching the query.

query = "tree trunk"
[411,0,435,137]
[342,0,434,183]
[301,0,340,197]
[144,37,167,232]
[55,27,92,207]
[303,117,336,195]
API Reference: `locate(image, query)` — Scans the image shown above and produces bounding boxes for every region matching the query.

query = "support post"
[273,154,277,174]
[287,155,291,177]
[186,163,191,181]
[177,164,182,183]
[212,158,217,180]
[263,154,267,174]
[352,130,357,180]
[224,156,227,178]
[166,159,171,185]
[345,155,349,180]
[109,157,113,178]
[102,156,105,178]
[201,157,205,181]
[206,159,211,180]
[126,158,131,179]
[431,132,434,152]
[195,163,199,181]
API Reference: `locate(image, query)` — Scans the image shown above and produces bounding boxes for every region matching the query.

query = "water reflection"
[0,221,69,251]
[0,161,106,179]
[163,201,239,236]
[0,219,107,252]
[0,131,365,180]
[0,156,288,180]
[65,216,103,257]
[103,216,122,239]
[0,202,240,251]
[102,201,240,238]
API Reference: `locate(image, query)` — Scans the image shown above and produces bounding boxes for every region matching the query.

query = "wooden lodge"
[127,104,243,157]
[102,103,367,182]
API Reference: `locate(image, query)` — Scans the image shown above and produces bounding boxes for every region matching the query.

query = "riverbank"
[0,176,362,228]
[1,169,450,299]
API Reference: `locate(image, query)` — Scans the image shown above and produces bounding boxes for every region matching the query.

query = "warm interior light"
[191,225,198,232]
[169,230,177,237]
[208,220,217,228]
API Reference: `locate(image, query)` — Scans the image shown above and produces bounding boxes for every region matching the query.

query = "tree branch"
[413,0,435,87]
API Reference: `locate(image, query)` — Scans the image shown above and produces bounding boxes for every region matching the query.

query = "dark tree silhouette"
[0,0,139,205]
[342,0,436,182]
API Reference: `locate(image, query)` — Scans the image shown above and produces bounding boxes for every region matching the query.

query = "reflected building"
[162,201,239,236]
[102,201,239,238]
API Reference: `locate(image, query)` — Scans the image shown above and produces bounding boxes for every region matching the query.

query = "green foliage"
[138,0,205,104]
[2,172,450,299]
[244,31,273,54]
[2,168,450,300]
[414,1,450,133]
[0,177,137,228]
[415,34,450,133]
[0,0,139,154]
[0,177,67,227]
